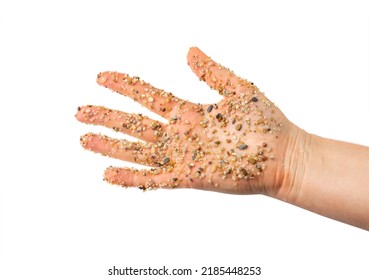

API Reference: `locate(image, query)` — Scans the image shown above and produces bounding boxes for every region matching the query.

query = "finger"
[187,47,258,97]
[76,105,168,142]
[97,71,190,118]
[80,133,170,167]
[104,166,182,189]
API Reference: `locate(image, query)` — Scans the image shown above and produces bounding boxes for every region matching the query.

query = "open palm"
[76,47,298,195]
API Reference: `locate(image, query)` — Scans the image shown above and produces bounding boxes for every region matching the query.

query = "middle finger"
[76,105,168,142]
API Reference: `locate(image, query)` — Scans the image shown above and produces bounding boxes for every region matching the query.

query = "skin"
[76,47,369,230]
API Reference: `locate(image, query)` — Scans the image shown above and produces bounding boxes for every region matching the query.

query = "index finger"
[97,71,190,119]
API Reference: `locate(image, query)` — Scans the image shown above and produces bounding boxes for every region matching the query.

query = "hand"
[76,47,303,195]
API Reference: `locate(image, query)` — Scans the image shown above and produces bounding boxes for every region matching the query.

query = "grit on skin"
[76,47,291,194]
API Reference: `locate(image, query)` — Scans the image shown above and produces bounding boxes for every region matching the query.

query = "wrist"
[270,128,369,230]
[268,125,313,203]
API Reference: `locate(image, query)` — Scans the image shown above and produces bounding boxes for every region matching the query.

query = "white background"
[1,0,368,279]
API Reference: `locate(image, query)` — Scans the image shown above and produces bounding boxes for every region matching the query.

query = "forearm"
[276,131,369,230]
